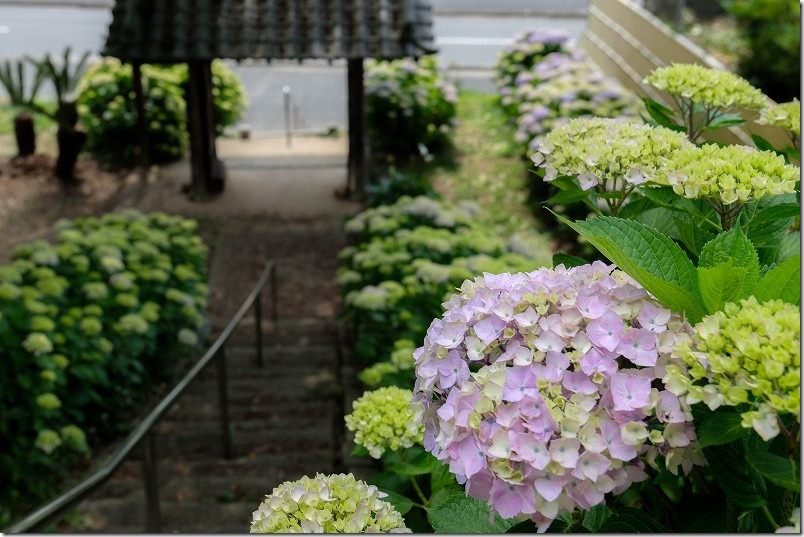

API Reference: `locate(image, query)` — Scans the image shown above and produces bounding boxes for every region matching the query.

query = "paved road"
[0,3,586,134]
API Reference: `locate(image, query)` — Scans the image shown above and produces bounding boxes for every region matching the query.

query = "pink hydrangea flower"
[411,263,703,531]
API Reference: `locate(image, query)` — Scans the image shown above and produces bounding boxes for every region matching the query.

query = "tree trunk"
[55,126,86,182]
[13,113,36,157]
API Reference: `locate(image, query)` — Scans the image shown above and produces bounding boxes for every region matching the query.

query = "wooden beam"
[185,59,225,198]
[346,57,367,200]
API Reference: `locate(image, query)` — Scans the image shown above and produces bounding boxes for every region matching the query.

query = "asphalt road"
[0,3,587,134]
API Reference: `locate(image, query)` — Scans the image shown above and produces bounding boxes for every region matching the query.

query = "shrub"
[364,55,458,158]
[721,0,801,102]
[76,59,247,164]
[494,28,572,97]
[76,58,187,163]
[0,210,208,523]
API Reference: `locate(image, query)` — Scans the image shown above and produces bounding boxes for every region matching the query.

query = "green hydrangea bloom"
[178,327,199,346]
[644,63,766,111]
[532,117,690,189]
[30,316,56,333]
[250,473,410,533]
[60,425,89,452]
[344,387,423,459]
[758,100,801,138]
[83,282,109,300]
[40,369,57,383]
[80,317,103,337]
[668,297,800,440]
[359,362,399,387]
[36,393,62,411]
[665,144,799,205]
[35,429,62,454]
[117,313,149,335]
[23,332,54,355]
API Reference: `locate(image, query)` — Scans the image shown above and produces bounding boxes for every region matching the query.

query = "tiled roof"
[102,0,435,62]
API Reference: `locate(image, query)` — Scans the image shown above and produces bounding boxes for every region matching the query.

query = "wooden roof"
[102,0,436,62]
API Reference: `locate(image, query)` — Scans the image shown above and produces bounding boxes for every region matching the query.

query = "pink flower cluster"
[411,263,702,530]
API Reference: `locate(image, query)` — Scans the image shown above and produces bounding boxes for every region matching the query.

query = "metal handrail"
[4,260,278,534]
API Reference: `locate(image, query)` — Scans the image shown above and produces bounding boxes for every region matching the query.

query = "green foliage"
[720,0,801,102]
[427,493,518,533]
[0,210,207,523]
[364,55,458,158]
[76,59,246,164]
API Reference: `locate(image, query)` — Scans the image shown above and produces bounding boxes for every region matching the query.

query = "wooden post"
[346,57,367,200]
[132,61,149,182]
[185,59,225,198]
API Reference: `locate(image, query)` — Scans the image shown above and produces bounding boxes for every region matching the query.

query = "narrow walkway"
[62,137,364,532]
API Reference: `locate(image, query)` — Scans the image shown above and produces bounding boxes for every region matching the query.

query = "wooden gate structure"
[101,0,436,199]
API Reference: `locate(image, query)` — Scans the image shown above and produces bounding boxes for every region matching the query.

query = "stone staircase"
[64,318,347,533]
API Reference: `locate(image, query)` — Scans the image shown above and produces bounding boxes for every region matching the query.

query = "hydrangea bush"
[0,210,207,522]
[251,473,410,533]
[411,263,702,529]
[77,58,246,163]
[364,55,458,158]
[494,28,572,100]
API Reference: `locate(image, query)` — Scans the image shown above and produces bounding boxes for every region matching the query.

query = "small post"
[255,290,263,368]
[347,58,367,199]
[216,346,233,459]
[283,85,292,148]
[270,264,278,326]
[141,432,161,533]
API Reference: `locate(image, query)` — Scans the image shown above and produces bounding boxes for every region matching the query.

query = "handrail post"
[142,432,161,533]
[255,290,263,368]
[216,346,233,459]
[270,264,278,326]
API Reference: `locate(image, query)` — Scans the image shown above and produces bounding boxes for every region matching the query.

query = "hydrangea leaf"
[387,450,442,476]
[427,493,518,533]
[702,113,746,131]
[673,213,716,258]
[746,450,800,492]
[753,254,800,306]
[696,410,749,448]
[552,253,588,269]
[380,489,415,515]
[581,504,614,532]
[697,261,750,314]
[556,214,706,322]
[597,507,671,532]
[703,443,767,509]
[698,226,759,270]
[739,193,799,248]
[633,207,680,240]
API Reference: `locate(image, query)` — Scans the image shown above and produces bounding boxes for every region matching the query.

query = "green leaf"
[697,411,749,448]
[618,193,656,220]
[633,207,680,239]
[698,261,750,313]
[746,450,800,492]
[674,213,716,258]
[698,226,759,269]
[582,504,614,532]
[745,203,800,228]
[350,444,369,456]
[642,97,684,131]
[380,489,414,515]
[427,493,518,533]
[704,113,746,131]
[752,254,800,305]
[703,442,767,508]
[751,133,779,153]
[740,194,799,248]
[430,459,457,493]
[552,253,588,269]
[556,214,706,322]
[387,450,442,476]
[598,507,671,532]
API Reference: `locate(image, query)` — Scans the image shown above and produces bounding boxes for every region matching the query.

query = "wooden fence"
[578,0,790,147]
